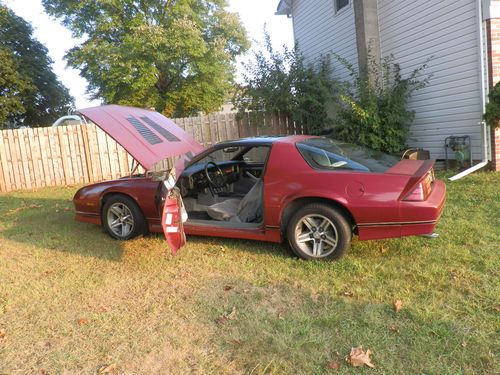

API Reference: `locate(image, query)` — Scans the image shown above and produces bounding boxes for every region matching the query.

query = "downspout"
[449,0,490,181]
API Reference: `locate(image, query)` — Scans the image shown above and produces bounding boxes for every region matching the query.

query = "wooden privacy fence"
[0,112,303,192]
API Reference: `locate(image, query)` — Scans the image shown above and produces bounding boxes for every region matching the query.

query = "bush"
[333,54,430,154]
[484,81,500,128]
[233,33,336,134]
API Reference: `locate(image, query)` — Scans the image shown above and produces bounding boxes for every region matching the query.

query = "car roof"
[215,135,313,148]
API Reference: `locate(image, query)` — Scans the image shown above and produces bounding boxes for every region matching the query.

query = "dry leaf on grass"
[0,328,5,339]
[327,361,341,370]
[225,306,237,320]
[215,307,237,325]
[77,318,88,326]
[347,347,375,368]
[393,300,403,313]
[223,285,233,291]
[389,325,400,333]
[97,363,118,374]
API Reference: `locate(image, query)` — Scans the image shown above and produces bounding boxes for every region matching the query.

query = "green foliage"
[233,33,336,134]
[42,0,249,118]
[334,54,430,154]
[483,81,500,128]
[0,48,33,128]
[0,5,74,128]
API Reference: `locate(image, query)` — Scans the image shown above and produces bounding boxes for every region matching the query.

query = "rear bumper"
[357,180,446,240]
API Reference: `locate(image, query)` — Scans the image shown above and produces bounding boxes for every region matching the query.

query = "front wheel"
[286,203,352,261]
[102,195,147,240]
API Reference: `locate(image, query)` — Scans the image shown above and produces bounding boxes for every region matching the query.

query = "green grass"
[0,172,499,374]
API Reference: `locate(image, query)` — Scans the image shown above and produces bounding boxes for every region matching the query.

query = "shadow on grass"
[185,234,293,259]
[0,195,124,261]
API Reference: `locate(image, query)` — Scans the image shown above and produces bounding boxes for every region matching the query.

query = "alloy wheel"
[294,214,338,258]
[106,203,135,238]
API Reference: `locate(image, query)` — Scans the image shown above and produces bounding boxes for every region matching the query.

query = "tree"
[0,5,74,128]
[42,0,249,118]
[0,48,33,128]
[234,33,336,134]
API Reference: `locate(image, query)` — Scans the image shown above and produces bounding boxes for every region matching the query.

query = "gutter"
[449,0,490,181]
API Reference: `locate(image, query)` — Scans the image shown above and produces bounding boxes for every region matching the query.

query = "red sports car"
[73,105,446,261]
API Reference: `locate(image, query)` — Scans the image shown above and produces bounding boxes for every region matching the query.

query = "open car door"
[77,105,203,253]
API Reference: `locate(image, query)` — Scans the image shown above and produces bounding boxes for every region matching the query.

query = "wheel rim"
[294,214,338,258]
[107,203,134,237]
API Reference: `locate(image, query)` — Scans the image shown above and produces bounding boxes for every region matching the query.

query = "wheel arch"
[100,191,143,216]
[280,197,357,236]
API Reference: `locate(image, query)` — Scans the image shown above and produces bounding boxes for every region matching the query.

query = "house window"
[335,0,350,13]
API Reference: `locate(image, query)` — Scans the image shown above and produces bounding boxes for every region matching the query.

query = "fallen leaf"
[226,306,237,320]
[216,307,237,325]
[223,285,233,291]
[77,318,88,326]
[347,347,375,368]
[379,244,388,253]
[215,316,228,325]
[98,363,118,374]
[393,300,403,313]
[37,370,48,375]
[231,339,242,347]
[494,305,500,312]
[0,329,5,339]
[388,325,400,333]
[327,361,341,370]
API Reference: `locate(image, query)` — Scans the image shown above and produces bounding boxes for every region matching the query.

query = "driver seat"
[206,179,263,222]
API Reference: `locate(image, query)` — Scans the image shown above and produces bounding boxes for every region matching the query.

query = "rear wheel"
[102,195,147,240]
[286,203,351,261]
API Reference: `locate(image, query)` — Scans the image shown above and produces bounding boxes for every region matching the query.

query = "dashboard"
[179,161,241,195]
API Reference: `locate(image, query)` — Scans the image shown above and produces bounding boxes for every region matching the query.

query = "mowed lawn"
[0,172,498,374]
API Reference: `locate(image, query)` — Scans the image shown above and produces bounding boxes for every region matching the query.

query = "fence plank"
[0,131,9,192]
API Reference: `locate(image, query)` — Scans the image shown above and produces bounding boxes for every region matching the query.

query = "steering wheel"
[204,162,227,190]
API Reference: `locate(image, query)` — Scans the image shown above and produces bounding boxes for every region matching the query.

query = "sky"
[3,0,294,109]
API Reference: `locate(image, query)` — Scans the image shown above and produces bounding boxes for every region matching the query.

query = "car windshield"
[297,138,400,173]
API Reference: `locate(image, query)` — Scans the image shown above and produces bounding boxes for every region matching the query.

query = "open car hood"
[78,105,203,170]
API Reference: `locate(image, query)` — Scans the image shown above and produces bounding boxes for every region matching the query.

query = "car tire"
[102,195,147,240]
[286,203,351,261]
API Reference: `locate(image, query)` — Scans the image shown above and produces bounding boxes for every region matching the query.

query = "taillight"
[404,170,434,201]
[405,183,425,201]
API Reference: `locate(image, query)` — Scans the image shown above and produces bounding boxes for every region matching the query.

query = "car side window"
[240,146,270,164]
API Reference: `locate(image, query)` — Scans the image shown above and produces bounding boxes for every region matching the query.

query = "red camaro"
[73,105,446,261]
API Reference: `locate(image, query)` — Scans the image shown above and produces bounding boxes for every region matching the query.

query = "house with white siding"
[277,0,500,171]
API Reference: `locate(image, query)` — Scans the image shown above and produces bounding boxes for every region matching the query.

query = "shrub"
[484,81,500,128]
[333,54,430,154]
[234,33,336,134]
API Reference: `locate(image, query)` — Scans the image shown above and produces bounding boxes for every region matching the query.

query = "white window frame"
[334,0,351,15]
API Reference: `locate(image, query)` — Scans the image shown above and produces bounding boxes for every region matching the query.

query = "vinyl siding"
[378,0,483,159]
[291,0,358,82]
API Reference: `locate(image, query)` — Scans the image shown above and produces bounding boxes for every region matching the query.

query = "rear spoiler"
[398,160,435,201]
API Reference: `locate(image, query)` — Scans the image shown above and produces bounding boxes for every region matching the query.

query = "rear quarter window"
[297,138,400,173]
